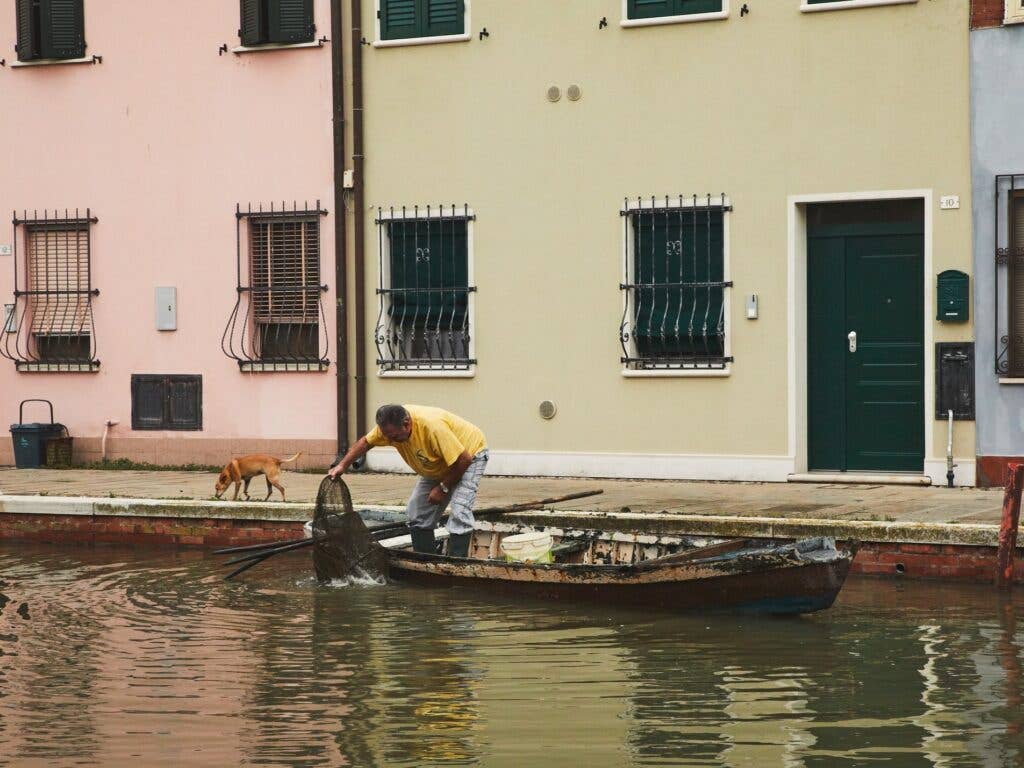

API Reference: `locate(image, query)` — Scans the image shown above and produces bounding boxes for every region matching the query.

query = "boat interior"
[380,520,741,566]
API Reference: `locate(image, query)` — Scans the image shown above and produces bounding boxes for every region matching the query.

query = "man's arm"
[328,436,372,479]
[427,450,473,505]
[441,451,473,490]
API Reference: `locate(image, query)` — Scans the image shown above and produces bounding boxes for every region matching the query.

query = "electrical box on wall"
[936,270,969,323]
[936,342,974,420]
[156,287,177,331]
[745,293,758,319]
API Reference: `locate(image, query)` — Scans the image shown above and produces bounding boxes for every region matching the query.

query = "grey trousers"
[406,449,488,536]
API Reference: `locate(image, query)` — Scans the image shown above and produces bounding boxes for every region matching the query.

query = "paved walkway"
[0,467,1006,525]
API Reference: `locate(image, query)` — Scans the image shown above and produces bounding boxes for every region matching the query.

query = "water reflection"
[0,543,1023,767]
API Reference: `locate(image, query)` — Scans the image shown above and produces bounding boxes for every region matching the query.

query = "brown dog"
[214,452,302,502]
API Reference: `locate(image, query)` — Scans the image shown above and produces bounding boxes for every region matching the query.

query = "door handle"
[848,331,857,353]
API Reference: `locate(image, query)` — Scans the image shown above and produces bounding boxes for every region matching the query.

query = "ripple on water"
[1,544,1024,767]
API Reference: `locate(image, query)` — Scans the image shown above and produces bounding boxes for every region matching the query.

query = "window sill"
[378,367,475,378]
[231,40,326,54]
[998,377,1024,384]
[239,361,329,372]
[621,10,729,28]
[1004,15,1024,25]
[800,0,915,12]
[16,361,100,372]
[373,32,471,48]
[10,55,100,68]
[622,367,731,378]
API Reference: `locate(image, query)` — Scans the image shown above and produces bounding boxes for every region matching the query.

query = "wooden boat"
[313,513,856,616]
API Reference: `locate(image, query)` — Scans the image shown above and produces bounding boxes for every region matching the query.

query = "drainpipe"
[351,0,368,442]
[101,418,119,463]
[946,409,956,488]
[330,0,349,462]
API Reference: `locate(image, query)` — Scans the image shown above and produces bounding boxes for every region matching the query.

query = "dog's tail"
[281,451,302,464]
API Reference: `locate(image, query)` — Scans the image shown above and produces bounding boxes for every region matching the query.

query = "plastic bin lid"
[10,422,66,430]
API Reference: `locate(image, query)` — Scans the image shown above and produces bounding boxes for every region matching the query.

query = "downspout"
[351,0,368,440]
[330,0,349,461]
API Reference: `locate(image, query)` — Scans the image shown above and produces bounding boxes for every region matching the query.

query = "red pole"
[996,463,1024,589]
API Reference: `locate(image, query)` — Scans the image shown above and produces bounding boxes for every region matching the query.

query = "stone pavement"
[0,467,1006,525]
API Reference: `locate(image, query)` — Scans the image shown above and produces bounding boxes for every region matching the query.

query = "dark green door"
[807,201,924,473]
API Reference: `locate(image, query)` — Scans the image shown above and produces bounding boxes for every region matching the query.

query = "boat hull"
[384,551,853,616]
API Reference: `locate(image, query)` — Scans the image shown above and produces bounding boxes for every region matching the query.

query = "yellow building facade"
[351,0,975,484]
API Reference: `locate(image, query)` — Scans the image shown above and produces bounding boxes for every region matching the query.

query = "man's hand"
[327,437,372,481]
[427,484,450,506]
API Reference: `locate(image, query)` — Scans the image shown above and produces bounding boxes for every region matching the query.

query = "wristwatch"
[438,482,450,494]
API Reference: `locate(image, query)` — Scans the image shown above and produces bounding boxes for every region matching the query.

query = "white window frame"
[373,0,472,48]
[231,40,327,54]
[10,55,98,68]
[1006,0,1024,25]
[800,0,916,12]
[620,196,732,378]
[376,205,476,378]
[621,0,729,28]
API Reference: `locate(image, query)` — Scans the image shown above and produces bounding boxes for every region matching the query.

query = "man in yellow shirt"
[328,404,488,557]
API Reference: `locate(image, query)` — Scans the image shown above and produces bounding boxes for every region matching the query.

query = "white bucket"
[500,530,553,563]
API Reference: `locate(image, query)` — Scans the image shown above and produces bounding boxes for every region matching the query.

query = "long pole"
[996,462,1023,589]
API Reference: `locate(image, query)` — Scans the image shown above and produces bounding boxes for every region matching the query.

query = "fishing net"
[312,476,390,583]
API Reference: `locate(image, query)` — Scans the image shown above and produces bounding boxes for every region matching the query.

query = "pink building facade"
[0,0,342,468]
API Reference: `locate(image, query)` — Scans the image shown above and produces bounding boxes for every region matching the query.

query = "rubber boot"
[447,532,471,559]
[410,527,436,554]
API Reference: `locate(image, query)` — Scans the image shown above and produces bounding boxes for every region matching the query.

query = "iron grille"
[996,174,1024,376]
[375,204,476,372]
[1,209,100,372]
[620,195,733,370]
[221,202,330,372]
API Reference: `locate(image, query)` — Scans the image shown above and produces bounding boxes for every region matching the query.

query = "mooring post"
[996,462,1024,589]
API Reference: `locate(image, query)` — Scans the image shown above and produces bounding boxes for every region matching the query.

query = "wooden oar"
[223,536,323,567]
[469,489,603,517]
[215,537,308,555]
[224,551,279,580]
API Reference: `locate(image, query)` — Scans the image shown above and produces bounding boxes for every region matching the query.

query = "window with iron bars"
[1,210,100,372]
[221,202,329,372]
[620,195,732,372]
[996,174,1024,376]
[375,205,475,373]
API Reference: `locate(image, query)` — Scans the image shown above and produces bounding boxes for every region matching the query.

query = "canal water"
[1,542,1022,767]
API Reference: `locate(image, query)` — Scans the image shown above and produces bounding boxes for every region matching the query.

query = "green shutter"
[15,0,40,62]
[40,0,84,60]
[239,0,264,45]
[269,0,314,44]
[381,0,419,40]
[381,0,463,40]
[627,0,674,19]
[627,0,721,18]
[388,219,468,331]
[677,0,722,13]
[425,0,463,36]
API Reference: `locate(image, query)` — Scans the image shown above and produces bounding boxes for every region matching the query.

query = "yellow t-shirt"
[365,405,487,481]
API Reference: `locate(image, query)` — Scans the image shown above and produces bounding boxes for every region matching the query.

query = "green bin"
[10,399,67,469]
